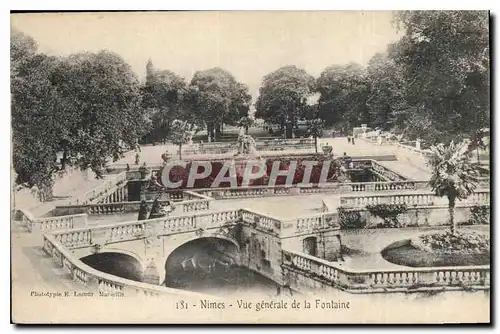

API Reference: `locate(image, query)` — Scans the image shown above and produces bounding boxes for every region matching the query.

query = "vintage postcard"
[10,10,490,324]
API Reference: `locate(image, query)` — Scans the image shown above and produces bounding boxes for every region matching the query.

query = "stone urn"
[138,164,149,179]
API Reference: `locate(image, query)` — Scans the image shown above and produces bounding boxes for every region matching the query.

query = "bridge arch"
[80,251,145,283]
[97,248,147,269]
[163,235,241,289]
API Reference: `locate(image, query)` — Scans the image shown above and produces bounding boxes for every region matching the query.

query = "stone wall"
[239,225,283,284]
[281,230,342,262]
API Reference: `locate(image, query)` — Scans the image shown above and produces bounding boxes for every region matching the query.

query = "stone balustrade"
[54,198,212,216]
[340,192,437,208]
[67,171,128,205]
[340,190,490,209]
[181,199,211,213]
[463,190,490,205]
[19,208,88,233]
[240,209,282,235]
[395,142,433,157]
[371,161,407,181]
[281,212,340,236]
[282,250,490,293]
[193,180,430,200]
[43,234,217,299]
[50,209,242,250]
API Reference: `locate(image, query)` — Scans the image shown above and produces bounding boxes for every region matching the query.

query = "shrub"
[337,207,366,229]
[468,205,490,225]
[366,204,408,228]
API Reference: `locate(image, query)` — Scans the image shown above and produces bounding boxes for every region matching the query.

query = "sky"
[11,11,402,100]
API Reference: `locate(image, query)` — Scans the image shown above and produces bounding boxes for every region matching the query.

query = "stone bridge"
[45,208,341,290]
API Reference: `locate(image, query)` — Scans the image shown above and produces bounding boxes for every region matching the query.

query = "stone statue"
[147,171,164,191]
[137,200,149,221]
[236,133,258,157]
[148,197,164,219]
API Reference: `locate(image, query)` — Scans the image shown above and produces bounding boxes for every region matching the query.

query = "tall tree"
[255,65,315,139]
[11,30,61,199]
[390,11,490,144]
[307,118,325,153]
[50,50,147,177]
[187,68,251,141]
[316,63,370,133]
[169,120,193,160]
[238,116,255,134]
[141,61,187,143]
[365,52,407,131]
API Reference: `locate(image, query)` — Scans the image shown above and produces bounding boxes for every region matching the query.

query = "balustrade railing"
[239,209,282,235]
[281,212,339,237]
[19,208,88,233]
[50,209,242,249]
[43,234,217,299]
[340,190,490,209]
[371,161,407,181]
[282,250,490,292]
[66,171,128,205]
[56,197,212,216]
[193,180,430,199]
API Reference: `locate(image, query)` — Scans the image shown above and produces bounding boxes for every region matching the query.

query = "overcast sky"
[11,11,401,100]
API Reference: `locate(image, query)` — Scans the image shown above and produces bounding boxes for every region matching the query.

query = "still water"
[164,238,280,297]
[81,239,280,298]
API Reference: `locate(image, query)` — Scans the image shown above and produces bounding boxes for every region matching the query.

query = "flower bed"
[382,231,490,267]
[161,155,343,188]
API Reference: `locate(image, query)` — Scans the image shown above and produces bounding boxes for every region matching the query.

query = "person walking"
[351,136,355,145]
[347,136,351,144]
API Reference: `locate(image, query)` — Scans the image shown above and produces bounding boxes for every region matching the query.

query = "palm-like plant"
[428,140,479,234]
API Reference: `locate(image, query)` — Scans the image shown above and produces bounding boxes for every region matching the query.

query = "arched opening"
[80,252,143,282]
[164,237,278,296]
[303,236,318,257]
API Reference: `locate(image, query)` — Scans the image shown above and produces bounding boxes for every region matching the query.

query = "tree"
[11,30,61,200]
[238,116,255,134]
[187,68,251,141]
[51,50,147,177]
[256,66,315,139]
[307,118,325,153]
[365,52,407,131]
[390,11,489,144]
[141,60,187,143]
[316,63,370,133]
[169,120,193,160]
[428,140,478,234]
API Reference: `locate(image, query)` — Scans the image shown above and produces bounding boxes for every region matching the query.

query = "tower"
[146,59,154,83]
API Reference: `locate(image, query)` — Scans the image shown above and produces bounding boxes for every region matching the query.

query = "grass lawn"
[381,244,490,267]
[381,231,490,267]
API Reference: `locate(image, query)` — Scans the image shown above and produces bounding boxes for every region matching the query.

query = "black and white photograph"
[9,10,491,324]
